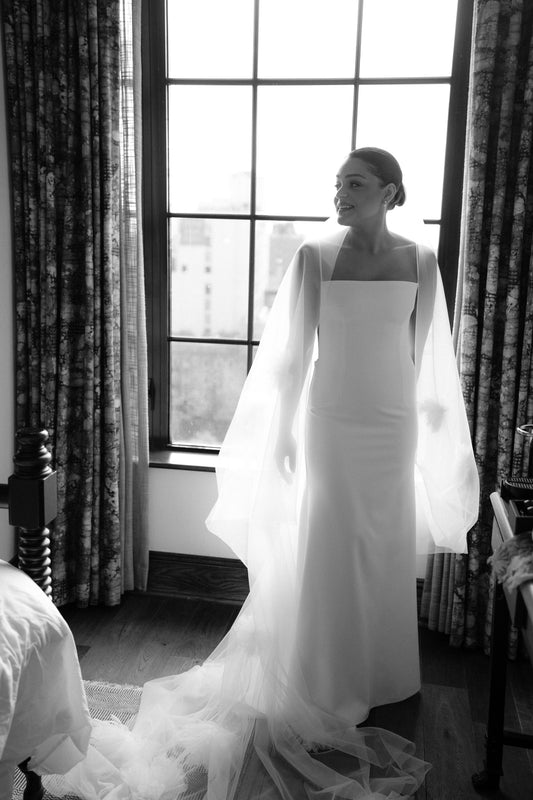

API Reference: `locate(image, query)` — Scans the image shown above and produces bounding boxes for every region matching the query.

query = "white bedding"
[0,559,91,794]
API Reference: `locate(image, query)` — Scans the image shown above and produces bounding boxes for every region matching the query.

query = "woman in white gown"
[285,150,422,724]
[44,149,479,800]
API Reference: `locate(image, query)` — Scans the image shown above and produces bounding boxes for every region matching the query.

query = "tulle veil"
[37,216,478,799]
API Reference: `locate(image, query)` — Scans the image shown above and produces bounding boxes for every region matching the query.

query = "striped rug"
[12,680,143,799]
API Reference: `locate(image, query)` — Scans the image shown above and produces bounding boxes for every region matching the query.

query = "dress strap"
[414,244,437,379]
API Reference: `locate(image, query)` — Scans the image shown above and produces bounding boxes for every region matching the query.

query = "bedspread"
[0,559,91,794]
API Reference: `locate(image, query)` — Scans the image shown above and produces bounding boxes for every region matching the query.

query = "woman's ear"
[383,182,397,206]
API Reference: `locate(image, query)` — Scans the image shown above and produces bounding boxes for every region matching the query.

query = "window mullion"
[246,0,261,373]
[142,0,169,446]
[351,0,365,149]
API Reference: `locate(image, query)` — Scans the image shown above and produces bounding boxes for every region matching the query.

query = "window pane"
[170,342,247,446]
[170,218,250,339]
[356,84,450,220]
[168,86,252,214]
[253,220,323,339]
[258,0,359,79]
[167,0,254,78]
[256,86,353,216]
[360,0,458,78]
[422,224,441,254]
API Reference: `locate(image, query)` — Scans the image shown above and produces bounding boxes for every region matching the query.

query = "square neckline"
[328,241,419,285]
[326,279,418,284]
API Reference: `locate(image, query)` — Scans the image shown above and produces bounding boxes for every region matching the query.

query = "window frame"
[142,0,474,458]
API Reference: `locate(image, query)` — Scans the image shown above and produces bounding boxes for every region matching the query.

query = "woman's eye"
[350,182,361,188]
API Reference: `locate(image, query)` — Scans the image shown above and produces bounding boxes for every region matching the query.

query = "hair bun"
[348,147,405,209]
[390,182,406,209]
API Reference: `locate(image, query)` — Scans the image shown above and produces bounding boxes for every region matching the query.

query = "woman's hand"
[274,432,297,483]
[419,399,446,431]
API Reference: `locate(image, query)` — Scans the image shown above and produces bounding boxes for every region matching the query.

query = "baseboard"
[147,550,249,605]
[147,552,425,612]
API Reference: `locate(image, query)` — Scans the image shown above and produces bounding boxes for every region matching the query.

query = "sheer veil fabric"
[208,221,479,560]
[48,221,478,799]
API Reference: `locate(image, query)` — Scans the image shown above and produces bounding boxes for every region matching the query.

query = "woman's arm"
[275,246,320,479]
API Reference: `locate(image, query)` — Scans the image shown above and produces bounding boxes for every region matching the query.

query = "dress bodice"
[311,281,418,418]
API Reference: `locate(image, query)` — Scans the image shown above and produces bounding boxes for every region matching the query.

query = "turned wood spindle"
[8,428,57,596]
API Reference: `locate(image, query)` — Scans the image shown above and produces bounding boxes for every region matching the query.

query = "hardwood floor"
[61,593,533,800]
[62,594,237,686]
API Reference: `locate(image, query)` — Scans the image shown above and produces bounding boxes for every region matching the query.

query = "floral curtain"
[1,0,149,606]
[421,0,533,650]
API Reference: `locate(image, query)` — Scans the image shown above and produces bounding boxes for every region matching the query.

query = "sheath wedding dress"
[40,223,479,800]
[293,279,421,723]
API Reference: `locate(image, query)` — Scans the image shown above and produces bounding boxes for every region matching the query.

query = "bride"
[40,147,479,800]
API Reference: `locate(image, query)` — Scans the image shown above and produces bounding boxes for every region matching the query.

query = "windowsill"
[149,448,217,472]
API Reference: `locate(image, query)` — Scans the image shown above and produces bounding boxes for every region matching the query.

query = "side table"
[472,491,533,791]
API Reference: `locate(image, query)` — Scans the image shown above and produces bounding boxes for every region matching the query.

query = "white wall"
[0,43,15,561]
[148,467,234,557]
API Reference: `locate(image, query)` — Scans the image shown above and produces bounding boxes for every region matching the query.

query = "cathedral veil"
[42,219,478,800]
[207,218,479,560]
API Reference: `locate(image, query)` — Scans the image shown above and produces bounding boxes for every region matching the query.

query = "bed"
[0,559,92,798]
[0,429,91,799]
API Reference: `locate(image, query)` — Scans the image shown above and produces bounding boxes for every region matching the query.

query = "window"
[143,0,473,454]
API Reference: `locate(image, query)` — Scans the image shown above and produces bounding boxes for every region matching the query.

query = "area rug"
[12,680,143,799]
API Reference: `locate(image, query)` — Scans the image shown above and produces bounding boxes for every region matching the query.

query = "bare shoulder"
[386,233,418,282]
[389,232,417,249]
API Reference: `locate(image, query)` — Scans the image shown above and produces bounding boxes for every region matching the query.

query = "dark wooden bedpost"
[8,428,57,596]
[0,429,57,798]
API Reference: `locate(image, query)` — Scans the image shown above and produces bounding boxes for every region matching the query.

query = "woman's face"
[334,158,394,226]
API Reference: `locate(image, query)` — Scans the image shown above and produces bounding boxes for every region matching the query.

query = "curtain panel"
[421,0,533,650]
[118,0,149,595]
[1,0,148,605]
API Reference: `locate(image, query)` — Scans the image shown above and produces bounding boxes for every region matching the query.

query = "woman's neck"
[345,217,392,254]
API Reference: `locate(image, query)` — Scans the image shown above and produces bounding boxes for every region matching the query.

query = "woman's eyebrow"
[336,173,367,179]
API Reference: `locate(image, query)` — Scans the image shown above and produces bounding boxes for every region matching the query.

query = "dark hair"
[348,147,406,208]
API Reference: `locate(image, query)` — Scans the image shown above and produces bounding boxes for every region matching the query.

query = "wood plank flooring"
[61,594,533,799]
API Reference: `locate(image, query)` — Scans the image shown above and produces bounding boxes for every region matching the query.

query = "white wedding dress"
[39,223,479,800]
[293,279,420,724]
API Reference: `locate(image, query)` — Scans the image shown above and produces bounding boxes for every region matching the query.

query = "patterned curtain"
[421,0,533,650]
[1,0,149,606]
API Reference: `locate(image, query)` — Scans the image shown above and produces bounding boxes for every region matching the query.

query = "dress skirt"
[292,280,421,724]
